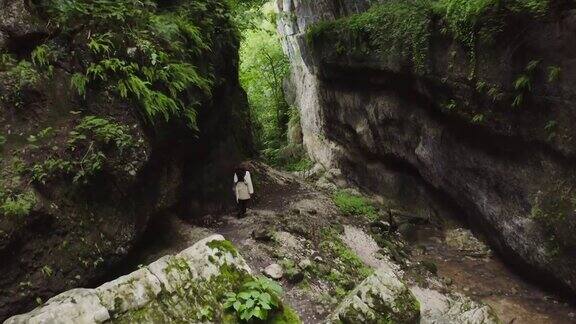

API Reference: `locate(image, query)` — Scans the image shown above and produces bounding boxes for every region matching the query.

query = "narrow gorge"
[2,0,576,323]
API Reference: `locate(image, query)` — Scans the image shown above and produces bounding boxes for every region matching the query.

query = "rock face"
[4,235,252,323]
[277,0,576,294]
[0,0,251,319]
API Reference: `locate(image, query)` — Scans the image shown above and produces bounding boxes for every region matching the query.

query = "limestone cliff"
[277,0,576,295]
[0,0,251,318]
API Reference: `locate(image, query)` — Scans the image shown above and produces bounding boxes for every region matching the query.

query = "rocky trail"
[64,162,576,324]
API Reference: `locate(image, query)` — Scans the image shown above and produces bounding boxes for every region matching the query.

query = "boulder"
[4,235,252,323]
[263,263,284,280]
[445,229,491,258]
[410,286,499,324]
[328,268,420,323]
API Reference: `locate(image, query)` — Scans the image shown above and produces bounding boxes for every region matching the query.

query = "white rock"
[410,286,499,324]
[4,289,109,324]
[298,258,312,269]
[95,267,162,314]
[263,263,284,280]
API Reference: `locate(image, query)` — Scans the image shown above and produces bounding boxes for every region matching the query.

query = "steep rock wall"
[0,0,251,319]
[277,0,576,294]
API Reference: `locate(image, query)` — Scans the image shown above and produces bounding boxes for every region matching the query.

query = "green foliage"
[207,239,239,257]
[307,0,549,75]
[224,276,283,321]
[239,3,290,152]
[0,191,36,217]
[284,157,313,172]
[433,0,547,76]
[4,61,42,95]
[317,229,373,298]
[512,60,541,108]
[544,120,557,141]
[30,116,138,185]
[471,113,485,124]
[71,73,88,97]
[34,0,230,129]
[307,0,433,73]
[547,65,561,83]
[333,190,378,221]
[226,0,269,32]
[71,116,135,152]
[41,265,54,277]
[31,44,57,68]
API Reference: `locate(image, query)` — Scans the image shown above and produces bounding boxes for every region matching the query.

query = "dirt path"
[109,162,576,323]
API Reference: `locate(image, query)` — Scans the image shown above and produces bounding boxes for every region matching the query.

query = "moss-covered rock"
[5,235,259,323]
[328,268,420,323]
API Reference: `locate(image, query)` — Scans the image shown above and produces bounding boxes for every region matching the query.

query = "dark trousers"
[237,199,249,217]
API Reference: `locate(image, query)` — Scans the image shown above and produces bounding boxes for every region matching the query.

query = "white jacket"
[234,171,254,201]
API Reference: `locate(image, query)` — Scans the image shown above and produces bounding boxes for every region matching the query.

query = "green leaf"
[253,306,266,320]
[245,298,255,309]
[238,292,251,300]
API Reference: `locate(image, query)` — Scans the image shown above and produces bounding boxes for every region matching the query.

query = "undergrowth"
[332,190,378,221]
[28,116,140,185]
[307,0,550,75]
[306,0,433,73]
[27,0,232,128]
[0,191,36,217]
[315,228,373,299]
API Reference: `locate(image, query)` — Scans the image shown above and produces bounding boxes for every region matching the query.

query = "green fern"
[31,45,56,68]
[547,66,561,83]
[514,74,531,91]
[472,113,485,124]
[526,59,541,73]
[37,0,223,130]
[88,33,114,55]
[71,73,88,96]
[512,93,524,108]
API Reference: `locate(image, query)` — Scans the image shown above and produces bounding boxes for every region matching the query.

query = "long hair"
[235,166,246,182]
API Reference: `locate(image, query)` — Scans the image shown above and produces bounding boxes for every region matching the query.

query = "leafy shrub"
[0,191,36,217]
[30,116,139,185]
[332,190,378,220]
[224,276,283,321]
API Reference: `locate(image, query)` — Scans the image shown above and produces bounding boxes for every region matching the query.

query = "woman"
[233,164,254,217]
